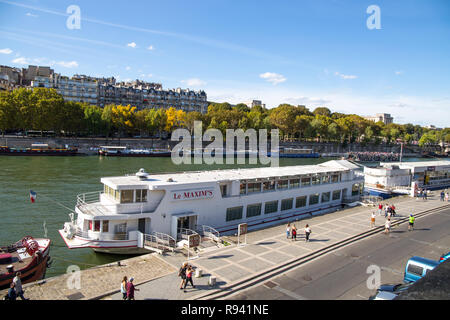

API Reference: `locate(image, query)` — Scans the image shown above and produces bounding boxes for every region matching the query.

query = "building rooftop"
[381,160,450,169]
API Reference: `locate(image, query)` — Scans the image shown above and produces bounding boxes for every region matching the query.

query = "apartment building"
[364,113,394,125]
[3,64,208,113]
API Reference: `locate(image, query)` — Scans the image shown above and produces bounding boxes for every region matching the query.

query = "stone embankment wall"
[0,136,430,155]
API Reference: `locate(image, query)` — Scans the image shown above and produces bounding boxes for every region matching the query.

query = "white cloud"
[181,78,207,87]
[140,73,153,78]
[0,48,13,55]
[26,12,38,18]
[12,57,30,64]
[259,72,286,85]
[147,45,154,51]
[334,72,358,80]
[125,66,131,71]
[127,42,137,48]
[54,61,78,68]
[395,71,404,75]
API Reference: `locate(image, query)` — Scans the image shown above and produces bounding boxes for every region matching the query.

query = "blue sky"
[0,0,449,127]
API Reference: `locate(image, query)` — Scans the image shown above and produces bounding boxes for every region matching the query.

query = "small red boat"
[0,236,51,290]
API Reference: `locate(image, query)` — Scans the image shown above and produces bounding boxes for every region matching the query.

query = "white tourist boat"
[364,160,450,199]
[59,160,364,254]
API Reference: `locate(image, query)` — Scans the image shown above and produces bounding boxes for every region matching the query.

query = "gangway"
[197,225,221,244]
[142,231,176,254]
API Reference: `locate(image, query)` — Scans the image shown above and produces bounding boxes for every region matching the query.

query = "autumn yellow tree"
[111,104,136,137]
[165,107,186,132]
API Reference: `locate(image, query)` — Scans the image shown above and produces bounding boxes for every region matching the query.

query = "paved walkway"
[102,192,449,300]
[1,252,176,300]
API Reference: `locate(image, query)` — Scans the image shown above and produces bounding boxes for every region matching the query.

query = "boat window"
[301,177,311,186]
[296,196,307,208]
[290,179,300,188]
[277,180,288,190]
[246,203,262,218]
[352,183,362,196]
[309,193,320,205]
[226,206,243,222]
[120,190,134,203]
[247,182,261,193]
[115,223,127,234]
[102,220,109,233]
[88,220,93,231]
[240,183,247,195]
[264,200,278,214]
[332,190,341,201]
[220,184,228,197]
[281,198,293,211]
[312,175,321,185]
[94,221,101,232]
[263,180,275,192]
[321,192,331,203]
[136,189,147,202]
[331,174,340,183]
[322,175,330,184]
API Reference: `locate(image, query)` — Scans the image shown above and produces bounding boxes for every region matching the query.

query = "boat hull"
[0,239,51,290]
[58,230,145,255]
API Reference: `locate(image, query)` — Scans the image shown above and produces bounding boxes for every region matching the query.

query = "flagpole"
[30,190,77,214]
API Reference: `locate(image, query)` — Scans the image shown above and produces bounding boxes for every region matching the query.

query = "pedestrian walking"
[390,204,396,217]
[120,276,128,300]
[423,189,427,201]
[370,212,376,228]
[445,191,449,202]
[378,203,383,216]
[291,225,297,241]
[6,283,16,301]
[13,272,28,300]
[384,219,391,235]
[441,190,445,201]
[286,223,291,239]
[304,224,312,242]
[408,214,415,231]
[183,265,196,292]
[179,262,188,290]
[384,205,389,218]
[126,277,139,300]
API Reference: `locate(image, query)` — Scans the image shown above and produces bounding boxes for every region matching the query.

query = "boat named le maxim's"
[59,160,364,254]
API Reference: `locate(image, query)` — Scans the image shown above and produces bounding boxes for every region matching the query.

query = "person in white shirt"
[13,272,29,300]
[370,212,376,228]
[384,219,391,235]
[304,224,312,242]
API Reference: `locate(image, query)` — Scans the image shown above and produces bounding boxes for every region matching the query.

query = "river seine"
[0,155,433,278]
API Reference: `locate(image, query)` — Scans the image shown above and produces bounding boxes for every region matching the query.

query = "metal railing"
[77,191,102,206]
[177,228,199,241]
[143,232,176,252]
[197,225,221,243]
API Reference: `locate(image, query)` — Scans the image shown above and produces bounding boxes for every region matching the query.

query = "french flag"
[30,190,37,203]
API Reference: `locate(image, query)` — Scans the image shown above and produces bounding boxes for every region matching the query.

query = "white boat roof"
[381,160,450,169]
[101,160,359,189]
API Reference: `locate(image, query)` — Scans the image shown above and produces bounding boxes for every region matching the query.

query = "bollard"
[195,268,203,278]
[209,276,216,286]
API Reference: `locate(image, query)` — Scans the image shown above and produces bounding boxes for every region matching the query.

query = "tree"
[0,91,16,137]
[313,107,331,117]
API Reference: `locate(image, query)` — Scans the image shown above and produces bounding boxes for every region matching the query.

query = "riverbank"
[0,135,428,157]
[3,191,448,300]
